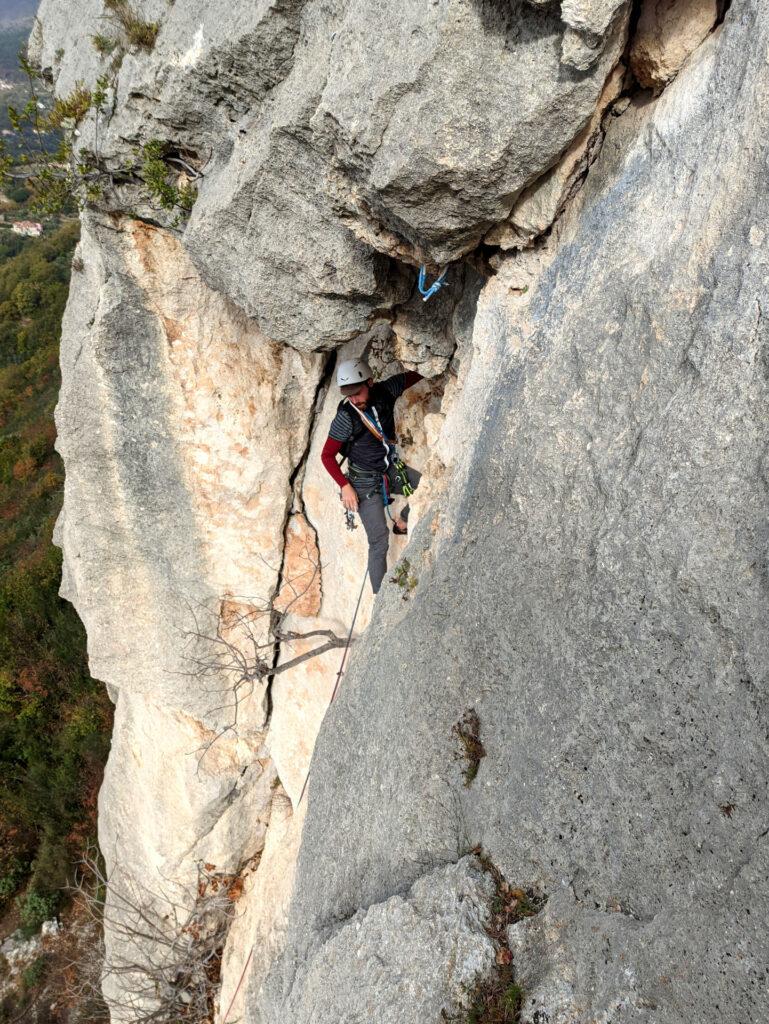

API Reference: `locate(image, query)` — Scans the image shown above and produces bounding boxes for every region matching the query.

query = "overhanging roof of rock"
[33,0,628,349]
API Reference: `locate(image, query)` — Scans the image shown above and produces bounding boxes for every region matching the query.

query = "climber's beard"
[348,384,370,409]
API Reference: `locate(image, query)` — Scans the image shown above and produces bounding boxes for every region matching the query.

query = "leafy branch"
[0,55,202,221]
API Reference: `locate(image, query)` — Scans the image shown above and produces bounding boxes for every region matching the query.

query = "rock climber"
[320,358,423,594]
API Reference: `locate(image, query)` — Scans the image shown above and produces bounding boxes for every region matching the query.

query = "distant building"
[11,221,43,237]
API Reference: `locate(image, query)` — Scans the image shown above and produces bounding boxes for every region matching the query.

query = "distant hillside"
[0,19,32,81]
[0,223,111,938]
[0,18,49,160]
[0,1,37,28]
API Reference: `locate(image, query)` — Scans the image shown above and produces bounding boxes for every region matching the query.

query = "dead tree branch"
[179,544,351,766]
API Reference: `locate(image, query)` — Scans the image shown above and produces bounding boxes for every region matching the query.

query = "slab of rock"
[260,5,769,1022]
[508,889,653,1023]
[561,0,629,36]
[54,214,323,722]
[559,0,631,70]
[53,213,320,1012]
[314,0,628,264]
[33,0,628,345]
[630,0,719,90]
[486,63,625,249]
[264,857,497,1024]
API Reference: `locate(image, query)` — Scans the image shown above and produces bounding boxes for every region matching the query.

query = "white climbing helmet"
[336,357,372,396]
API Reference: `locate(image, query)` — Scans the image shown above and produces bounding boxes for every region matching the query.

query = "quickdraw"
[392,459,414,497]
[417,265,448,302]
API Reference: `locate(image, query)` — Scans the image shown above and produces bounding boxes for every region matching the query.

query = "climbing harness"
[297,564,368,806]
[417,264,448,302]
[344,400,415,501]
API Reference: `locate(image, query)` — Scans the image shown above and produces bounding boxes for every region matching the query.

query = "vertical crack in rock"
[264,351,335,727]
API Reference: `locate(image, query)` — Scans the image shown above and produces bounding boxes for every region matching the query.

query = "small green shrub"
[91,33,119,56]
[47,84,92,129]
[7,184,30,204]
[453,709,486,786]
[104,0,159,51]
[22,955,48,990]
[141,139,197,213]
[17,889,59,934]
[0,858,27,903]
[390,558,418,598]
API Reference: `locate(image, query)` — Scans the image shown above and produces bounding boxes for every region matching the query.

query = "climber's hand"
[341,483,359,512]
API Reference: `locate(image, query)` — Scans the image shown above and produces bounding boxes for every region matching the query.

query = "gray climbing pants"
[349,463,421,594]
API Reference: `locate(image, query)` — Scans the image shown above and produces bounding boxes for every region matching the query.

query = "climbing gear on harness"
[381,473,395,524]
[337,357,372,395]
[392,458,415,497]
[344,508,357,530]
[297,564,368,806]
[349,460,413,504]
[418,265,448,302]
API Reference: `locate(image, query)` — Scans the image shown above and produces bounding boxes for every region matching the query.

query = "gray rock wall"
[260,4,769,1022]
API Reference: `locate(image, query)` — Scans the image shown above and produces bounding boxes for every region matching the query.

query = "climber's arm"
[381,371,424,401]
[321,437,349,489]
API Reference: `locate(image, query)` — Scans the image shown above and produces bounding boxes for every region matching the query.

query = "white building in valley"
[11,220,43,237]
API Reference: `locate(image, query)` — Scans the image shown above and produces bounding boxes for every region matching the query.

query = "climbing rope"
[297,564,368,806]
[223,552,356,1012]
[417,264,448,302]
[221,944,254,1024]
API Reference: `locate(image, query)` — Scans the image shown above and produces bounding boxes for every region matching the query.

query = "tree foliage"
[0,55,199,220]
[0,224,111,925]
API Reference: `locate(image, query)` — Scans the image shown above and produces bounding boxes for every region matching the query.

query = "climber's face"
[347,380,372,409]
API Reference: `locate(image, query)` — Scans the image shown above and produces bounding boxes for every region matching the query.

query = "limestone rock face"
[486,63,626,249]
[561,0,629,36]
[55,215,323,721]
[31,0,628,348]
[259,5,769,1023]
[30,0,768,1022]
[310,0,626,263]
[523,0,632,69]
[274,857,497,1024]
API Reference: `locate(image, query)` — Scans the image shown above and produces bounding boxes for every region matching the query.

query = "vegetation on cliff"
[0,222,111,934]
